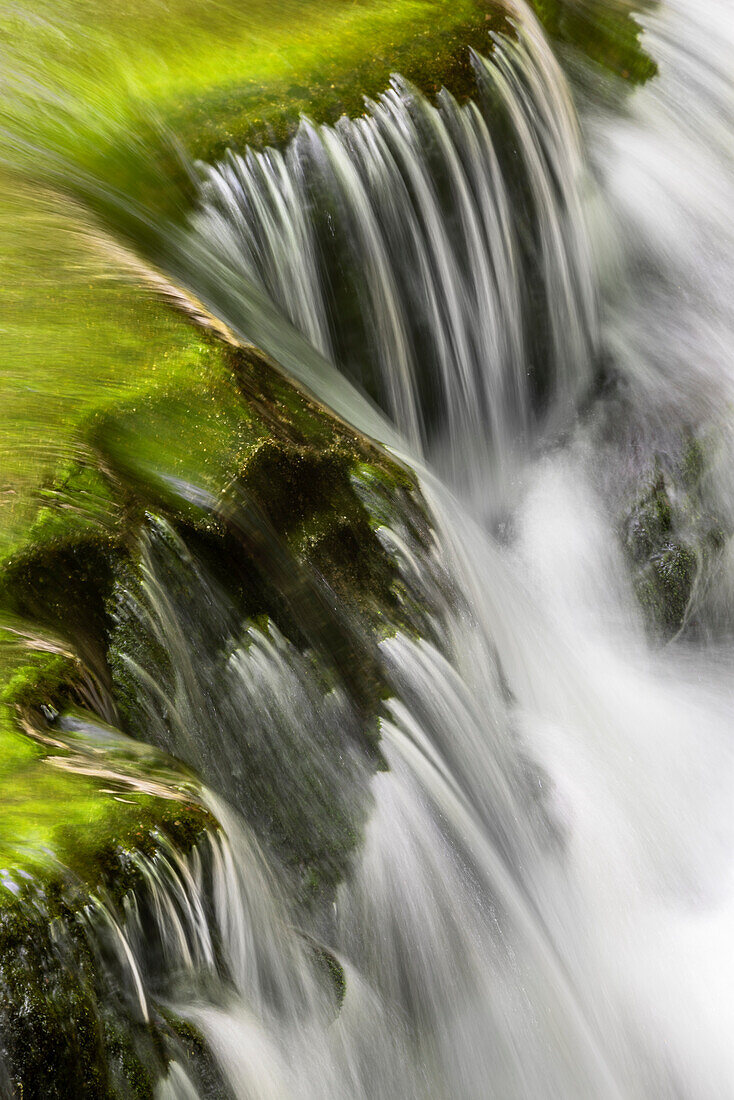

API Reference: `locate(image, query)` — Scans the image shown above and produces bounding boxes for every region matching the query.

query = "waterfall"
[159,3,734,1095]
[5,0,734,1095]
[191,23,598,498]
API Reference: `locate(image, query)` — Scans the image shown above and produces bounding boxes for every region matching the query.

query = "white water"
[77,1,734,1096]
[193,21,598,501]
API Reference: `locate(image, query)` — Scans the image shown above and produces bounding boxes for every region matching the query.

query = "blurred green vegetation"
[0,689,206,887]
[0,181,197,551]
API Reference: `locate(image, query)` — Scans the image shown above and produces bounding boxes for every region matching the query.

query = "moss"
[89,340,431,647]
[0,621,215,899]
[681,435,706,490]
[160,1015,234,1100]
[88,343,264,522]
[622,432,730,639]
[0,845,211,1098]
[29,460,122,545]
[102,1018,157,1100]
[0,329,436,939]
[0,691,218,1097]
[307,941,347,1014]
[88,342,440,903]
[625,467,672,563]
[529,0,657,85]
[0,831,206,1098]
[0,0,661,566]
[634,542,697,637]
[0,651,82,717]
[162,6,512,163]
[0,903,113,1099]
[108,0,655,168]
[0,533,124,691]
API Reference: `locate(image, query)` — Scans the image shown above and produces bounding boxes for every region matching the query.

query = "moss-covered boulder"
[622,440,726,640]
[0,339,438,913]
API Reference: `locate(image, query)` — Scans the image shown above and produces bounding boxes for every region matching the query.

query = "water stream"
[4,0,734,1096]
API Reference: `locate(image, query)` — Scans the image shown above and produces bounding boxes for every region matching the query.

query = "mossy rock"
[0,695,217,1098]
[109,0,657,170]
[159,1014,235,1100]
[530,0,657,85]
[634,542,697,637]
[90,342,433,646]
[622,436,726,640]
[0,533,125,695]
[625,468,672,563]
[36,342,432,905]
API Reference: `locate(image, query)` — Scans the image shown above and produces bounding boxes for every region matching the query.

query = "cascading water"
[3,0,734,1096]
[193,24,599,498]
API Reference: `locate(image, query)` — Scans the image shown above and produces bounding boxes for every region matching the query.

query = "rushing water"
[6,0,734,1096]
[193,24,598,500]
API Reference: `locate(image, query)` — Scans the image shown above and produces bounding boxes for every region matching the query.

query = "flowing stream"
[6,0,734,1096]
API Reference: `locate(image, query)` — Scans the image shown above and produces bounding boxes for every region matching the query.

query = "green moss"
[0,650,82,717]
[0,689,216,1096]
[0,534,117,634]
[312,943,347,1012]
[0,533,124,705]
[634,542,697,637]
[88,341,265,521]
[29,460,121,543]
[89,341,430,640]
[681,435,706,490]
[160,1015,234,1100]
[102,1018,158,1100]
[625,467,672,563]
[0,0,661,566]
[157,3,511,163]
[0,179,199,558]
[529,0,657,85]
[622,433,730,639]
[0,708,212,886]
[0,904,113,1099]
[81,343,435,903]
